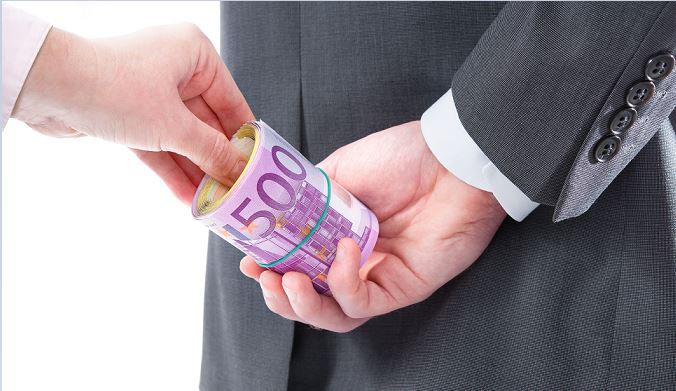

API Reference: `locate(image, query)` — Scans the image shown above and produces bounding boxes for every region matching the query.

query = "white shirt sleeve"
[421,89,539,222]
[2,4,52,130]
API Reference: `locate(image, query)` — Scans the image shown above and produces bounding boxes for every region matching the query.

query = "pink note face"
[193,121,379,295]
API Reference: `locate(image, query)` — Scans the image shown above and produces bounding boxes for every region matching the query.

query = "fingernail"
[335,241,346,262]
[229,159,246,182]
[261,286,273,300]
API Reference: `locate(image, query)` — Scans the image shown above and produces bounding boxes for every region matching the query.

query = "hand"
[12,24,254,204]
[240,121,507,332]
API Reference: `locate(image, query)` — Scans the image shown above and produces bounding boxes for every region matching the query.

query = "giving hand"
[12,24,254,204]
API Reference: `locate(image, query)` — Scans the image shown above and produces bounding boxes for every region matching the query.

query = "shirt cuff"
[420,88,539,222]
[2,4,52,130]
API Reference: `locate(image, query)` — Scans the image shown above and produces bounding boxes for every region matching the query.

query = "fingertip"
[282,272,313,292]
[315,148,342,179]
[132,149,198,205]
[228,158,247,183]
[177,189,196,206]
[282,273,321,317]
[331,238,361,275]
[315,161,330,176]
[205,134,247,187]
[239,256,265,279]
[259,270,280,289]
[338,237,360,256]
[260,271,287,304]
[328,238,368,313]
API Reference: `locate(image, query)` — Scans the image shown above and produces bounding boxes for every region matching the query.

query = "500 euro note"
[192,121,379,295]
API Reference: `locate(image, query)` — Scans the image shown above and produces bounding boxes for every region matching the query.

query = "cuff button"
[594,135,622,163]
[645,52,675,82]
[609,107,637,135]
[626,81,655,107]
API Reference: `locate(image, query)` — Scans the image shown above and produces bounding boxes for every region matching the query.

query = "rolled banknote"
[192,120,379,295]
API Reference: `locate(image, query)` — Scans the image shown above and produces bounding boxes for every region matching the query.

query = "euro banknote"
[192,121,379,295]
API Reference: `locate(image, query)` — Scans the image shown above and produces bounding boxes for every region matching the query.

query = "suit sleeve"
[451,2,676,222]
[421,88,539,221]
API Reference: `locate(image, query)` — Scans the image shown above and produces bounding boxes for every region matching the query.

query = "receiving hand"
[240,121,507,332]
[12,24,254,204]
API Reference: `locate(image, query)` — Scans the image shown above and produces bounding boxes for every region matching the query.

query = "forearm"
[5,15,252,194]
[451,2,675,221]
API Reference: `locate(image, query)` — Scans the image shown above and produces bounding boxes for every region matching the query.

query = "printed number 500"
[230,146,307,238]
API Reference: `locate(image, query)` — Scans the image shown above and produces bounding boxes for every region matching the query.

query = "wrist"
[12,28,102,126]
[463,175,508,221]
[435,160,507,225]
[421,89,539,222]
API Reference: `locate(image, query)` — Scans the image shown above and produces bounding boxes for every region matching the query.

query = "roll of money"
[192,121,379,295]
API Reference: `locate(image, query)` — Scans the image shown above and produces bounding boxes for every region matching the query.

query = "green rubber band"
[256,168,332,268]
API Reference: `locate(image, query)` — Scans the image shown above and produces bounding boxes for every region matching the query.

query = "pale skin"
[240,121,507,332]
[12,24,254,204]
[13,24,507,332]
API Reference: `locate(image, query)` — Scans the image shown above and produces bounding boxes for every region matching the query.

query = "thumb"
[328,238,372,318]
[167,109,247,187]
[316,147,343,179]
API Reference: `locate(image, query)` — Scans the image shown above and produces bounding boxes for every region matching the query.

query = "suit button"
[608,107,637,135]
[594,135,622,162]
[645,52,674,81]
[608,107,637,136]
[626,81,655,107]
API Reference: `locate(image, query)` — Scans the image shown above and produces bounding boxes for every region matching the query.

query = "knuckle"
[171,23,208,52]
[178,22,202,37]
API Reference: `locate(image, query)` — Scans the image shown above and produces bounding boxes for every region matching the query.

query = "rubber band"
[256,168,332,268]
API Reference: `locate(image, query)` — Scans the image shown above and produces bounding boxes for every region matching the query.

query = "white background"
[3,2,220,390]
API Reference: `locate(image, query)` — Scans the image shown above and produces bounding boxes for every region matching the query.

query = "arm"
[451,2,675,221]
[421,89,539,222]
[3,6,254,203]
[241,3,675,332]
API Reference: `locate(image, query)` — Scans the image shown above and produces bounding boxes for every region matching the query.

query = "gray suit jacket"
[201,2,676,390]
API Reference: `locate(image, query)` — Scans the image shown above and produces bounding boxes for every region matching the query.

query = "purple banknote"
[192,121,379,295]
